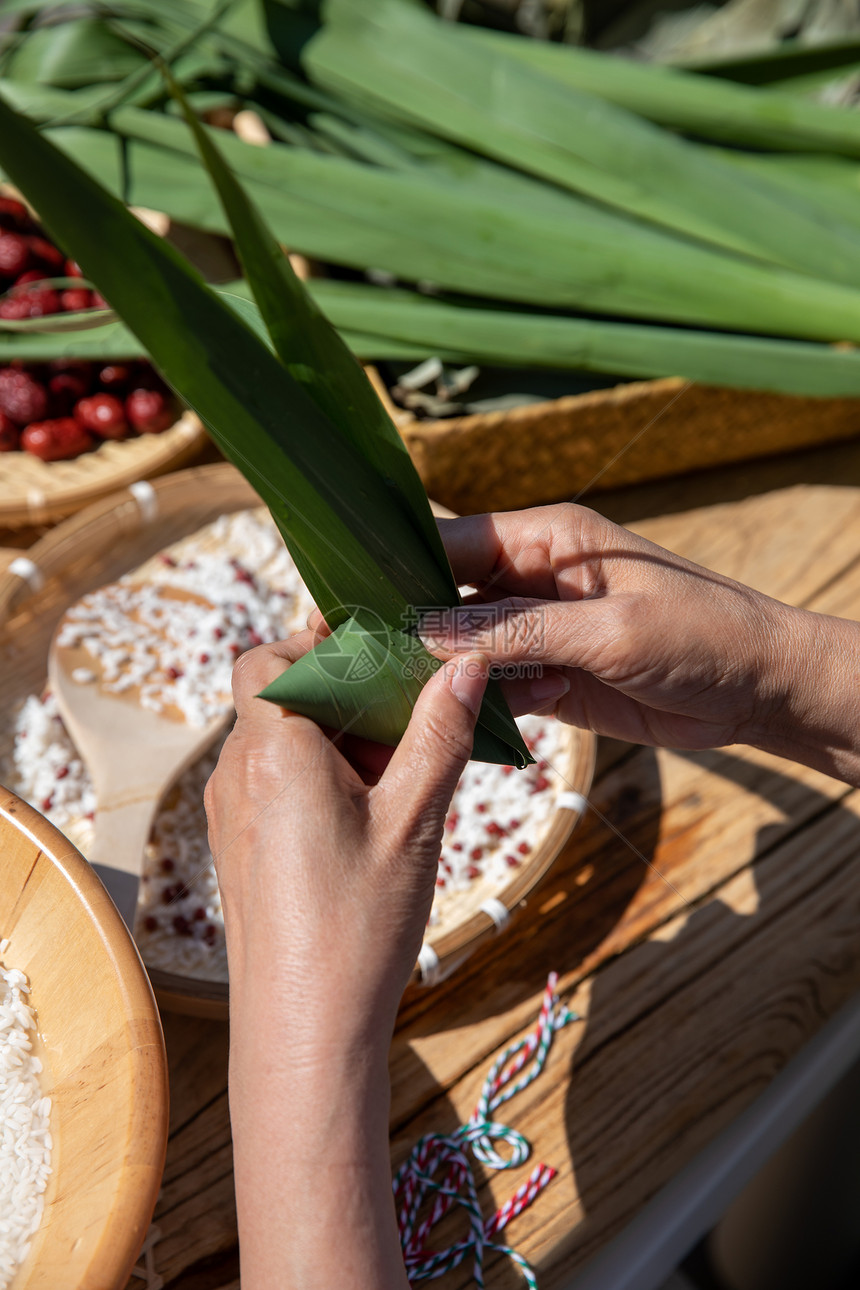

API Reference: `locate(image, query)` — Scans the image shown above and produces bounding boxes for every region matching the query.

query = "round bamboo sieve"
[0,462,595,1016]
[0,409,208,529]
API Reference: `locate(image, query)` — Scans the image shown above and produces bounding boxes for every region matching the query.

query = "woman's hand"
[431,503,860,784]
[204,638,489,1290]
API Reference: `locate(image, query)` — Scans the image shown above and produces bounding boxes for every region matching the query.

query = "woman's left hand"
[205,632,489,1050]
[205,634,489,1290]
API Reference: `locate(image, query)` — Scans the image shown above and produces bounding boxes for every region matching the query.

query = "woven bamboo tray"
[0,462,595,1018]
[373,373,860,515]
[0,408,208,529]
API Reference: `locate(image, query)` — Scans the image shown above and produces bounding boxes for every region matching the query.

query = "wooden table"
[52,438,859,1290]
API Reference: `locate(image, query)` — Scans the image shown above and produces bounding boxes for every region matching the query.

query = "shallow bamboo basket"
[374,373,860,515]
[0,787,168,1290]
[0,462,594,1016]
[0,409,208,529]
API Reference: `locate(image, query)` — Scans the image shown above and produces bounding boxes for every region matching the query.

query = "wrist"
[743,599,860,785]
[228,952,397,1078]
[228,1001,405,1290]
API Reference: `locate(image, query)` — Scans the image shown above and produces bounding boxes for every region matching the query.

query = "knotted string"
[393,972,578,1288]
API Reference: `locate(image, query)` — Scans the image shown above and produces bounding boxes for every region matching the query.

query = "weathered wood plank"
[632,484,860,607]
[431,790,860,1288]
[390,743,851,1129]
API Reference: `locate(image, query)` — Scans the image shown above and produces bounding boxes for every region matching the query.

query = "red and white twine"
[393,973,577,1287]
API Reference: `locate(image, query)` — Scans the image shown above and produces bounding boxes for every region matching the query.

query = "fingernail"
[526,670,570,705]
[449,653,488,715]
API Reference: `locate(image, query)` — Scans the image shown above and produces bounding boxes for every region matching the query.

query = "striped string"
[393,972,577,1288]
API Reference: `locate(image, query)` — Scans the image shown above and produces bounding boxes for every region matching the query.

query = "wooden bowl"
[0,462,595,1015]
[0,787,168,1290]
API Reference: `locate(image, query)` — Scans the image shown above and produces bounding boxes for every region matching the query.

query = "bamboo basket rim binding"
[0,181,212,530]
[0,463,596,1018]
[0,407,207,528]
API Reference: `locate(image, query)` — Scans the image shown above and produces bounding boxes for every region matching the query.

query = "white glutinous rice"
[4,509,567,982]
[0,939,51,1290]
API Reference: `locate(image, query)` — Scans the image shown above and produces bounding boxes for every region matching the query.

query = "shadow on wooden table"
[392,747,658,1116]
[152,1011,238,1289]
[556,747,860,1284]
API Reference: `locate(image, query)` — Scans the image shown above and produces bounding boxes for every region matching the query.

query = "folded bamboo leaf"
[305,0,860,289]
[0,88,528,765]
[467,25,860,157]
[259,617,439,747]
[164,76,526,762]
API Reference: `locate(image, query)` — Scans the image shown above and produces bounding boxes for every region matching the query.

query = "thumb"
[375,653,489,835]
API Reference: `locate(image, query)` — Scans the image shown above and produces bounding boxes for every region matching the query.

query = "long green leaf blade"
[165,77,527,765]
[10,279,860,401]
[311,282,860,398]
[305,0,860,289]
[170,78,455,581]
[467,26,860,157]
[0,94,438,631]
[8,103,860,347]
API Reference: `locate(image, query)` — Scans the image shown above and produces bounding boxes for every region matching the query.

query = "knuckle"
[419,709,474,765]
[491,599,546,658]
[202,771,217,820]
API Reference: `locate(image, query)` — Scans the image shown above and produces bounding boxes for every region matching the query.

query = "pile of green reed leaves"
[5,0,860,397]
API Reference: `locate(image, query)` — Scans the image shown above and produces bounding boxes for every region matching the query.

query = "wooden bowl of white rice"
[0,788,168,1290]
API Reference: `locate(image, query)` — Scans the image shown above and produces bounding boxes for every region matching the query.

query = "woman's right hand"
[429,503,860,785]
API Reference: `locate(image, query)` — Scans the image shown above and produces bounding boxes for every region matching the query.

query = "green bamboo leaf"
[9,272,860,402]
[8,78,860,346]
[9,276,860,402]
[259,617,431,748]
[0,308,113,333]
[163,75,527,764]
[170,78,454,579]
[310,281,860,398]
[676,36,860,83]
[467,26,860,157]
[4,17,148,88]
[23,115,860,347]
[0,95,431,628]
